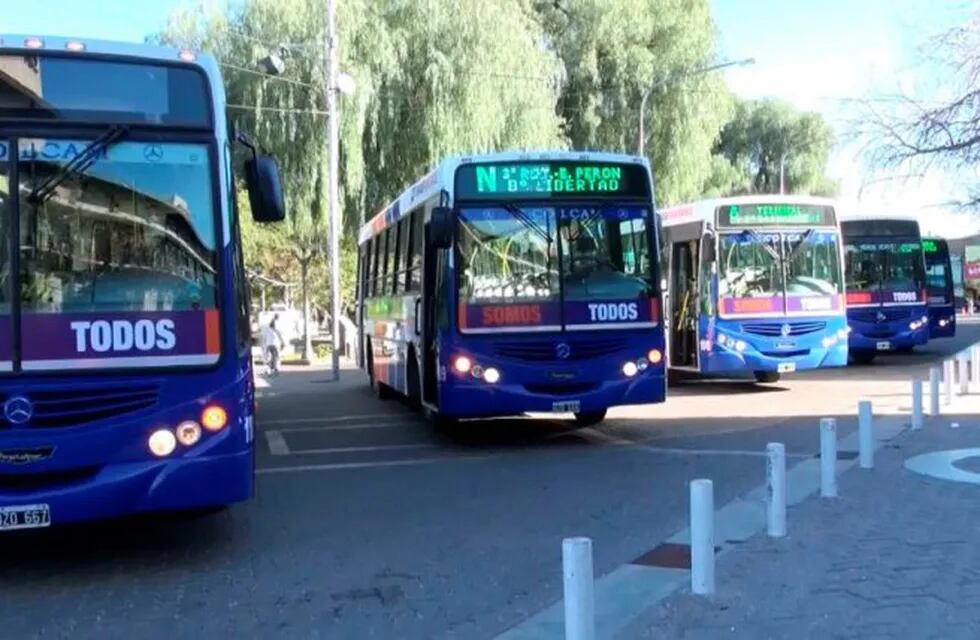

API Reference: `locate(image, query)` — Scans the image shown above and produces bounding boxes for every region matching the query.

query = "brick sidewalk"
[620,408,980,639]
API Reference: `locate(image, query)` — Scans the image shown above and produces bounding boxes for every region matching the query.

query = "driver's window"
[699,235,714,315]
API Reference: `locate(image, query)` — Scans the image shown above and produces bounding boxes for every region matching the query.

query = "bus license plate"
[0,504,50,530]
[876,341,891,351]
[552,400,581,413]
[777,362,796,373]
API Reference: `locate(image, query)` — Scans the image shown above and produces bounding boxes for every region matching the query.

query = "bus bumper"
[0,450,252,525]
[701,343,848,376]
[438,371,666,419]
[848,324,930,352]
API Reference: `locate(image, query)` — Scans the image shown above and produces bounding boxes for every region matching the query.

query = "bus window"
[393,217,407,295]
[718,232,781,300]
[408,208,423,292]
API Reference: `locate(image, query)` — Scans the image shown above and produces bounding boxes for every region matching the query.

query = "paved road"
[0,326,977,638]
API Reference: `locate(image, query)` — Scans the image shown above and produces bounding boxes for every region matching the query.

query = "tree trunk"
[300,258,313,364]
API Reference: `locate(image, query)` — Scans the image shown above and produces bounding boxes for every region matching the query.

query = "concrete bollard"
[959,354,970,396]
[562,537,595,640]
[944,360,954,406]
[972,345,980,393]
[858,400,874,469]
[766,443,786,537]
[820,418,837,498]
[911,379,924,430]
[930,367,941,417]
[690,479,715,595]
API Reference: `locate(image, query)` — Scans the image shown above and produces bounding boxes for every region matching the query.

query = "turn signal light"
[176,421,202,446]
[453,355,472,374]
[647,349,663,364]
[201,405,228,431]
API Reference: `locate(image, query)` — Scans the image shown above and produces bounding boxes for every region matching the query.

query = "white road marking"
[257,454,490,474]
[285,443,435,455]
[580,428,809,458]
[264,431,290,455]
[254,377,270,389]
[270,421,420,434]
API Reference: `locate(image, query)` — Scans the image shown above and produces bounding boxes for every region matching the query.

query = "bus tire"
[753,371,781,383]
[406,353,421,407]
[850,351,876,365]
[425,406,457,432]
[366,341,394,400]
[574,410,607,427]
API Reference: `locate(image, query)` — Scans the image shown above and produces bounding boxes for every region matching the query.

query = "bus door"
[670,238,699,367]
[420,205,444,408]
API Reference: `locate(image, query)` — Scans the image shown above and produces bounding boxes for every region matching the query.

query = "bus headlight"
[176,421,202,446]
[822,335,838,348]
[717,334,729,347]
[734,340,747,353]
[837,328,850,340]
[483,367,501,384]
[622,361,639,377]
[939,319,949,327]
[148,429,177,457]
[909,320,921,331]
[453,355,472,374]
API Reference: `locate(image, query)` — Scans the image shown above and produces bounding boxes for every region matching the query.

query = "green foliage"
[534,0,734,204]
[711,98,837,197]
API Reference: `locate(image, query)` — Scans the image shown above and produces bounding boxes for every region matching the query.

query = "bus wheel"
[754,371,781,383]
[574,410,607,427]
[425,406,457,433]
[850,352,876,365]
[406,355,421,408]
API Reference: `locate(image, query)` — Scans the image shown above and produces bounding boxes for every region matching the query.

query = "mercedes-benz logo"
[780,323,792,337]
[555,342,571,360]
[4,396,33,425]
[143,144,164,162]
[876,311,887,323]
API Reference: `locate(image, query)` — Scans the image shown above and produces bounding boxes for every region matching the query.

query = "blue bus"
[841,216,928,363]
[660,196,848,383]
[357,152,666,428]
[0,35,284,529]
[923,237,956,338]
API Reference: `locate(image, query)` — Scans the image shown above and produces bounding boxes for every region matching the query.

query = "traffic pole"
[820,418,837,498]
[911,378,924,430]
[858,400,873,469]
[562,537,595,640]
[944,360,954,406]
[766,443,786,537]
[929,366,941,416]
[690,479,715,595]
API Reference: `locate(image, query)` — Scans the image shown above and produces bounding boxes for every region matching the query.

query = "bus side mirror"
[429,206,453,249]
[702,235,716,263]
[246,155,286,223]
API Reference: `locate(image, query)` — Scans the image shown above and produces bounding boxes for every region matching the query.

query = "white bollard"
[562,537,595,640]
[820,418,837,498]
[858,401,874,469]
[972,345,980,393]
[944,360,954,406]
[959,354,970,396]
[766,443,786,537]
[911,378,924,430]
[690,479,715,595]
[929,367,941,416]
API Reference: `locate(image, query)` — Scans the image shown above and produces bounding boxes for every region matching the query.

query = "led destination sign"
[718,203,836,227]
[455,161,649,200]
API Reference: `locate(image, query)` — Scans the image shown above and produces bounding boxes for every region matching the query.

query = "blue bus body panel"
[435,330,666,419]
[846,305,930,352]
[928,305,956,339]
[0,356,255,523]
[697,315,848,377]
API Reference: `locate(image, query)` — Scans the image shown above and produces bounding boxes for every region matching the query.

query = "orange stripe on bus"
[205,310,220,354]
[457,303,467,329]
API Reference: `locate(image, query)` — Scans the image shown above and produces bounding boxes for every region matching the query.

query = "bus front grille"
[0,466,101,494]
[850,308,912,323]
[0,384,160,429]
[524,382,599,396]
[741,321,826,337]
[494,338,627,362]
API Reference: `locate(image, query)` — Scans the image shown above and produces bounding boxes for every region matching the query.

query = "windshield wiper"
[26,125,130,205]
[784,229,815,263]
[742,229,782,262]
[502,203,552,245]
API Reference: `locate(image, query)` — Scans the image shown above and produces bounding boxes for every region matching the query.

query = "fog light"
[622,361,639,377]
[717,334,729,347]
[471,365,484,379]
[734,340,747,353]
[148,429,176,457]
[201,405,228,432]
[176,421,202,446]
[637,359,649,371]
[483,367,500,384]
[648,349,663,364]
[453,355,472,374]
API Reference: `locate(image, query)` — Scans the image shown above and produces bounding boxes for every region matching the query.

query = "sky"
[3,0,978,237]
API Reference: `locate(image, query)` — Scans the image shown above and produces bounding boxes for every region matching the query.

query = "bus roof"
[660,194,838,228]
[837,212,920,223]
[357,150,649,245]
[0,34,222,98]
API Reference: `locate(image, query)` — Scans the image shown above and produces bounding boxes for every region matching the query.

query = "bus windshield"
[456,204,655,330]
[13,138,218,368]
[719,230,843,315]
[845,240,925,304]
[924,241,951,304]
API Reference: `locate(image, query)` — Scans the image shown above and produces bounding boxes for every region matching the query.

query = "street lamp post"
[637,57,755,155]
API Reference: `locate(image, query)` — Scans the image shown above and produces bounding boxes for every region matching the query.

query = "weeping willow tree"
[533,0,733,205]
